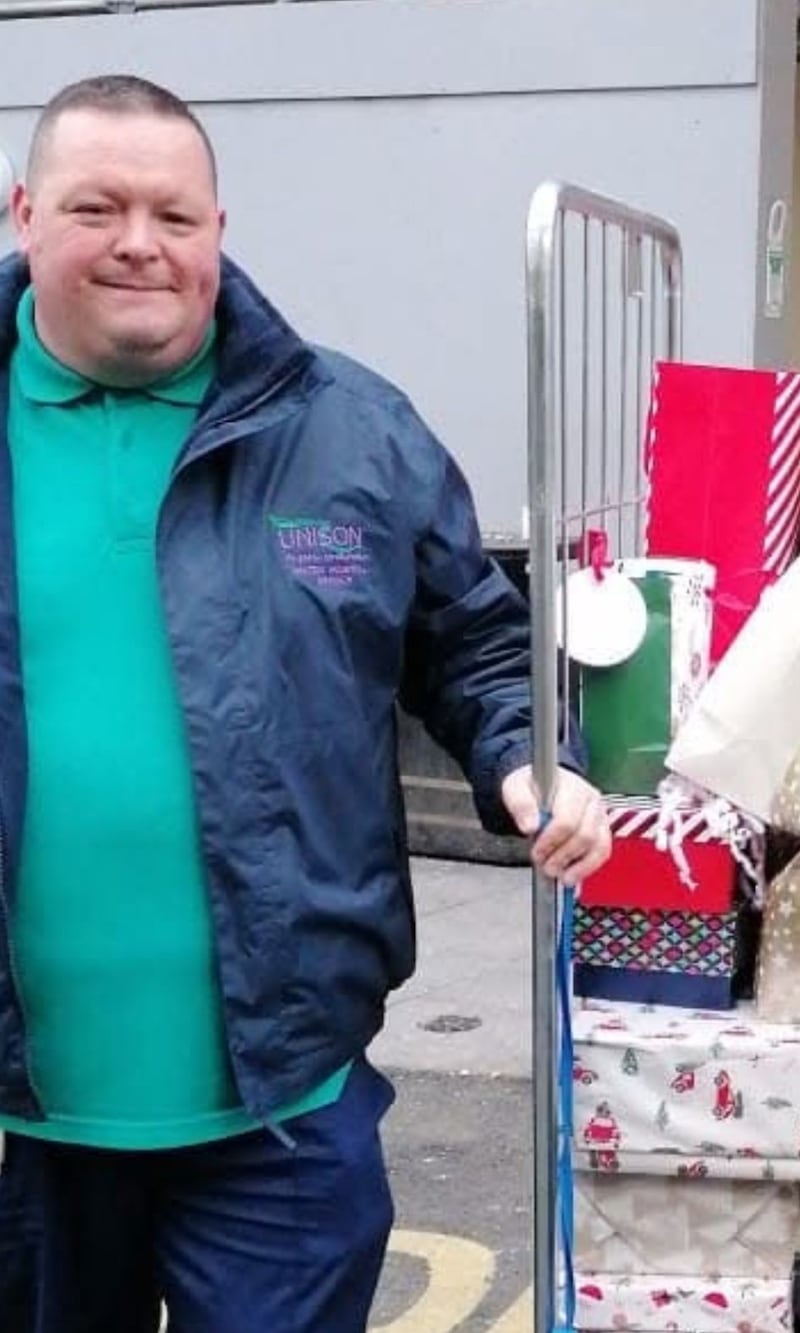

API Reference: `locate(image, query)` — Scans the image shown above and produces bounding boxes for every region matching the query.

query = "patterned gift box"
[575,799,756,1011]
[573,904,741,1011]
[572,1000,800,1177]
[576,1273,790,1333]
[575,908,736,971]
[645,362,800,664]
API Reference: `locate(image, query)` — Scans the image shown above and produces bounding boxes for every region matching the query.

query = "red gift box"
[645,363,800,663]
[581,799,737,912]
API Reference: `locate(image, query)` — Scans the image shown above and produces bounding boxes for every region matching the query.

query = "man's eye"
[72,204,110,217]
[162,213,194,228]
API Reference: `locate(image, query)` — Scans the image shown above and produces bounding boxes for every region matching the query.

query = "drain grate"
[418,1014,482,1034]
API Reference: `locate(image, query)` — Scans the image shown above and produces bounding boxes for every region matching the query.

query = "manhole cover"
[418,1014,482,1034]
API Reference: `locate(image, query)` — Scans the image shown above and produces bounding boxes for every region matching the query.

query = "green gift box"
[581,559,714,796]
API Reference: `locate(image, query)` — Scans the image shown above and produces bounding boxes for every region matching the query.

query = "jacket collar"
[0,250,316,424]
[11,283,217,407]
[0,253,29,366]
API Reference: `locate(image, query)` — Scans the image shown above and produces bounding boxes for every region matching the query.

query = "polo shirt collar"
[14,285,216,407]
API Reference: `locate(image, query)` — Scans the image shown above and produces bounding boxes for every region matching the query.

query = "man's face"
[12,108,225,386]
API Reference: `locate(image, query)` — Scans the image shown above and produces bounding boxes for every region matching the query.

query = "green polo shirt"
[1,288,348,1149]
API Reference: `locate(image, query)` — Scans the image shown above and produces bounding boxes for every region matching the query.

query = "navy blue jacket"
[0,252,564,1122]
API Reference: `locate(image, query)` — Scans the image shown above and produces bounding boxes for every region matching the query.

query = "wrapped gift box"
[572,1000,800,1177]
[574,799,756,1010]
[581,560,714,796]
[582,799,739,913]
[645,362,800,664]
[576,1273,790,1333]
[576,1171,800,1279]
[573,904,742,1011]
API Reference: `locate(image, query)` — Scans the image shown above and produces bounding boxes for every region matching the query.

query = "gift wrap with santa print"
[580,559,714,797]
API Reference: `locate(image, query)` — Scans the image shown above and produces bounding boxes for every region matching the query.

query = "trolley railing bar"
[580,217,590,561]
[558,213,571,750]
[526,179,682,1333]
[650,236,658,366]
[644,238,658,553]
[634,239,644,555]
[663,242,683,365]
[601,222,610,526]
[562,495,647,525]
[618,233,628,556]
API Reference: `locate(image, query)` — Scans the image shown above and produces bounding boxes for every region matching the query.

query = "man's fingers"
[531,772,611,883]
[500,766,542,838]
[537,810,611,882]
[500,764,612,883]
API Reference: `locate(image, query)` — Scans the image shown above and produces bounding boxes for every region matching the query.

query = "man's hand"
[500,764,611,883]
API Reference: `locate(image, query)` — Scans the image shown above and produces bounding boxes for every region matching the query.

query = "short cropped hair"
[27,74,218,194]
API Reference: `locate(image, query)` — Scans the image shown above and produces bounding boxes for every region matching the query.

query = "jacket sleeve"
[398,445,585,835]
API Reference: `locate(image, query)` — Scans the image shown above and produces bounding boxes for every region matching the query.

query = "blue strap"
[556,886,576,1333]
[537,812,577,1333]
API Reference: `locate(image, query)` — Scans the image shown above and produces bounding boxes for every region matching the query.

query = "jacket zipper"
[168,358,311,482]
[150,346,316,1125]
[153,358,311,1129]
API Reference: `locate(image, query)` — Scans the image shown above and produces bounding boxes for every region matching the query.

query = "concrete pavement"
[368,857,538,1331]
[369,857,535,1079]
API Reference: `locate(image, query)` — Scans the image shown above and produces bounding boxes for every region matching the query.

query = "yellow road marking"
[489,1288,534,1332]
[371,1229,495,1333]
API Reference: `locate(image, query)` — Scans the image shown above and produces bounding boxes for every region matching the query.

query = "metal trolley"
[525,182,683,1333]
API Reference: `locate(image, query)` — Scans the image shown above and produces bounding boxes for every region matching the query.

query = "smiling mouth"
[94,280,172,292]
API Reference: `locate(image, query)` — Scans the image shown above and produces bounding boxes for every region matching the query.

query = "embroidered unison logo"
[268,515,371,588]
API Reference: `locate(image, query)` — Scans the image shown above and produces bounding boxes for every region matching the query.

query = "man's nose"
[112,211,160,260]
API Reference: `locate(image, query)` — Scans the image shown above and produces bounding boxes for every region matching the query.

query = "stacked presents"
[574,551,748,1010]
[573,363,800,1011]
[569,364,800,1333]
[572,1002,800,1333]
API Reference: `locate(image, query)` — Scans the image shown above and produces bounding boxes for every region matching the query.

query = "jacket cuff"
[472,739,532,836]
[472,736,587,837]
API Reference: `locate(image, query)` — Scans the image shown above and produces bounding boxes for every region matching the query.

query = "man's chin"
[91,331,181,387]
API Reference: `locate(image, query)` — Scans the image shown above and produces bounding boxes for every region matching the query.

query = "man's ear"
[11,182,33,253]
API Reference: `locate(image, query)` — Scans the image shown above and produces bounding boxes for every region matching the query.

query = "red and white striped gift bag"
[645,363,800,663]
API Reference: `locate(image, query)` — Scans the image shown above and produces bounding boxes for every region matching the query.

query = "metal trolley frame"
[525,181,683,1333]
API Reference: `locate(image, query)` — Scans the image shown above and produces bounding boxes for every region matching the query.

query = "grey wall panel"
[0,0,786,529]
[208,90,757,531]
[0,0,759,105]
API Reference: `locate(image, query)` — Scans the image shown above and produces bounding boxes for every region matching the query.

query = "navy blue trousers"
[0,1058,395,1333]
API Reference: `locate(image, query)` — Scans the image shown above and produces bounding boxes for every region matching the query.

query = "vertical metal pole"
[580,217,590,553]
[558,215,571,746]
[601,224,610,523]
[526,182,560,1333]
[649,237,658,370]
[617,231,628,556]
[644,237,658,552]
[665,249,683,361]
[633,239,643,556]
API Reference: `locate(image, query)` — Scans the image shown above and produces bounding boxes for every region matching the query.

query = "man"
[0,75,610,1333]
